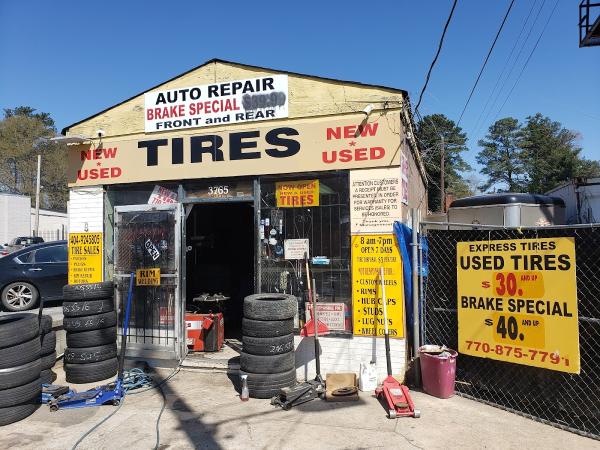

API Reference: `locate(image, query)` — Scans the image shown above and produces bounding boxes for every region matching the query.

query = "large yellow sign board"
[68,233,103,285]
[352,234,404,338]
[457,237,579,374]
[275,180,319,207]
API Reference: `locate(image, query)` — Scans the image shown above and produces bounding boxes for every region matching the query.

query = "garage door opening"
[185,202,254,338]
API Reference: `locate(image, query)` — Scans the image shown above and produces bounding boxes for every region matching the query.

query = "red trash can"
[419,346,458,399]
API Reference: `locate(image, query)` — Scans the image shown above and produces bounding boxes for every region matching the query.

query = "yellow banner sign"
[457,237,579,374]
[68,232,103,285]
[352,234,404,338]
[276,179,319,207]
[67,112,401,187]
[136,268,161,286]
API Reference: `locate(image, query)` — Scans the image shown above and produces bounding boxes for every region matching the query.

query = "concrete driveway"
[0,363,596,450]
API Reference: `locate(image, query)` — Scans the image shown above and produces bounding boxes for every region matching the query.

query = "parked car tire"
[239,351,295,374]
[39,315,52,335]
[40,369,55,385]
[0,401,40,426]
[63,311,117,332]
[0,313,39,348]
[0,359,41,390]
[65,358,118,384]
[0,377,42,408]
[0,337,41,369]
[243,294,297,321]
[63,282,114,301]
[242,318,294,338]
[40,331,56,356]
[64,343,118,364]
[62,299,114,318]
[66,327,117,348]
[242,333,294,356]
[40,351,56,371]
[1,282,39,312]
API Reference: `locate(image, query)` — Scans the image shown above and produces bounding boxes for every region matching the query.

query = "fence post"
[411,208,421,385]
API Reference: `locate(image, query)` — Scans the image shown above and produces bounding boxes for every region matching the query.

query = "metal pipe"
[34,154,41,237]
[411,209,421,385]
[380,267,392,377]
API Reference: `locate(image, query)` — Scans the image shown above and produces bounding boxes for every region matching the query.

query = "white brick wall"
[68,186,104,233]
[294,335,406,383]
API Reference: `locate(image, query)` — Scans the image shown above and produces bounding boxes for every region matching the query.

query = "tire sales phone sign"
[68,232,103,285]
[457,237,579,374]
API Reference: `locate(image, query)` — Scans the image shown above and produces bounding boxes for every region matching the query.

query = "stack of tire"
[63,281,119,384]
[0,314,43,426]
[240,294,297,399]
[39,314,57,384]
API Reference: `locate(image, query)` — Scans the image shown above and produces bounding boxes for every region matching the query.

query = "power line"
[471,0,539,135]
[493,0,560,121]
[475,0,547,135]
[414,0,459,115]
[456,0,516,127]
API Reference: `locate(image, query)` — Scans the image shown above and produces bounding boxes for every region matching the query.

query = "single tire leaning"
[41,351,56,371]
[40,369,55,385]
[242,318,294,338]
[40,331,56,356]
[0,337,41,369]
[63,299,114,318]
[0,402,40,426]
[39,315,53,335]
[242,333,294,356]
[239,352,295,374]
[0,359,41,390]
[66,327,117,348]
[65,358,118,384]
[243,294,297,321]
[0,377,42,408]
[0,314,39,348]
[63,281,114,301]
[63,311,117,332]
[64,343,118,364]
[1,282,39,312]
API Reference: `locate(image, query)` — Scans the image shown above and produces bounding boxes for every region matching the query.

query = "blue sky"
[1,0,598,175]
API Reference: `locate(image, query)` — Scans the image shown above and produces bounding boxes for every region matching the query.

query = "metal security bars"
[420,223,600,440]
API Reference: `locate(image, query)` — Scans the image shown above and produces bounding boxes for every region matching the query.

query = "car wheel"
[1,282,39,312]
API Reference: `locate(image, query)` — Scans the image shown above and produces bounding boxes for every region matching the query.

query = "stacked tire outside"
[240,294,297,399]
[0,314,46,426]
[63,282,119,384]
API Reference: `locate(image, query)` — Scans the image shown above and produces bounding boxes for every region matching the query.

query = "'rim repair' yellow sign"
[136,268,161,286]
[457,237,579,374]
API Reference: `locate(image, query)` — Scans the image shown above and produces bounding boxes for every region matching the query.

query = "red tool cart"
[185,313,224,352]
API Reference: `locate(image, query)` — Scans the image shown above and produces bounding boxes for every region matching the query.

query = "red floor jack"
[375,267,421,419]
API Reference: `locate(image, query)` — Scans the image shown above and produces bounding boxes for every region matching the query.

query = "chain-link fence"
[421,223,599,440]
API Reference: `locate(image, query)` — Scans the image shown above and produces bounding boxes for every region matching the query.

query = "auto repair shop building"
[63,59,427,380]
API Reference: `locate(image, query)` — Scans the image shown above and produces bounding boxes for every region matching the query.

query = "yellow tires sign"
[68,232,103,285]
[457,237,579,374]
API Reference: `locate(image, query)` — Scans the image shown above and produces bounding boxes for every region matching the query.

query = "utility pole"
[34,154,41,237]
[440,136,445,212]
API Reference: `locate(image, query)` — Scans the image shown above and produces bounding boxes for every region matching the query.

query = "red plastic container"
[419,347,458,399]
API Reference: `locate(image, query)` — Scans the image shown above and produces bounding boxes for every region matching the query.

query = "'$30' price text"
[464,341,570,367]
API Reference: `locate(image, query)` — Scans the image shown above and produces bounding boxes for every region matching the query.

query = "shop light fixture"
[49,135,93,144]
